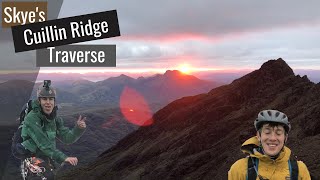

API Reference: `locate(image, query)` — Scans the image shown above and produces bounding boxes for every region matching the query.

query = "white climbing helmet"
[254,110,291,132]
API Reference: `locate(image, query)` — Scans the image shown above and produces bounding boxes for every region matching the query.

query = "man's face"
[257,124,287,156]
[39,97,55,115]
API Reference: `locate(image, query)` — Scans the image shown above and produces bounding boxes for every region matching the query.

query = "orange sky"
[39,66,251,75]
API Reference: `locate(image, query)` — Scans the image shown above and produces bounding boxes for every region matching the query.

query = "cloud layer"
[56,1,320,70]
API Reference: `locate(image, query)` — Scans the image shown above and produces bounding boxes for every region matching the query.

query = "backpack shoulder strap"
[247,157,258,180]
[289,158,298,180]
[19,99,33,124]
[27,99,32,108]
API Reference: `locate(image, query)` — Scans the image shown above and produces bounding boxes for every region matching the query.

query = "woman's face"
[39,97,55,115]
[257,124,287,156]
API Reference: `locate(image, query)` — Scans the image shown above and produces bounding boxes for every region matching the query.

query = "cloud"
[0,0,63,72]
[60,0,320,38]
[108,25,320,69]
[56,1,320,70]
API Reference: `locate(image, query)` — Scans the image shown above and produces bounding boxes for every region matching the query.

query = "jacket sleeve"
[55,117,85,144]
[228,158,247,180]
[297,161,311,180]
[22,113,68,164]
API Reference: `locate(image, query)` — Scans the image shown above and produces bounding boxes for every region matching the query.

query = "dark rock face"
[0,80,35,178]
[0,80,34,124]
[61,58,320,179]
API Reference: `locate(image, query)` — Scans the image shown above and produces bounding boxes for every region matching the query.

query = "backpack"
[11,100,34,159]
[247,156,298,180]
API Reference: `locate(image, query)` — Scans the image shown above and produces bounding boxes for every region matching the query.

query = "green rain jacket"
[21,100,85,164]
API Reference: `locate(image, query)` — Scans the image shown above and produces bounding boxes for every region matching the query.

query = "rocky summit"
[61,58,320,180]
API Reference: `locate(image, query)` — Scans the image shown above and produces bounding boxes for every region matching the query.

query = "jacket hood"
[241,136,291,162]
[32,99,42,112]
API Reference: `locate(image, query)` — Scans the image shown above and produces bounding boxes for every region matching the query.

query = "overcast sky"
[51,0,320,72]
[2,1,320,74]
[0,0,62,72]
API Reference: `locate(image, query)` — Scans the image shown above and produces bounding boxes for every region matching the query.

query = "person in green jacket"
[20,80,86,179]
[228,110,311,180]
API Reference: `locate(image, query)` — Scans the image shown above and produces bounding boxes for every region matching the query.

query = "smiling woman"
[228,110,311,180]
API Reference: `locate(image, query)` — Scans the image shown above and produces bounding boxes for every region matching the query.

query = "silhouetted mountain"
[98,74,136,86]
[135,70,216,103]
[61,58,320,180]
[52,79,95,90]
[53,71,220,106]
[0,80,34,125]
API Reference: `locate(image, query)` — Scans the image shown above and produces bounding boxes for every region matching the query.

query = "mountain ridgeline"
[0,70,219,126]
[61,58,320,179]
[45,70,219,106]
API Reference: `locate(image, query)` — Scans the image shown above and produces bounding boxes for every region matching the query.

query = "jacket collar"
[241,136,291,163]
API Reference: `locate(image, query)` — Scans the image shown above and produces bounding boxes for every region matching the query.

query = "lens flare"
[120,86,153,126]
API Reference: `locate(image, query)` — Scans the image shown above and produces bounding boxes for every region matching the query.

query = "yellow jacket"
[228,136,311,180]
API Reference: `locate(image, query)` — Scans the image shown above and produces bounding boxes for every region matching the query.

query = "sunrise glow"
[39,67,229,74]
[177,64,192,74]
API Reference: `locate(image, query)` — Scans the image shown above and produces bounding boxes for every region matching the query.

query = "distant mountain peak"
[232,58,295,86]
[119,74,130,78]
[164,70,183,76]
[163,70,200,82]
[111,74,134,81]
[259,58,294,77]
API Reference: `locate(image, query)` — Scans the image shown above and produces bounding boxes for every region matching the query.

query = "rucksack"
[11,100,34,159]
[247,156,298,180]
